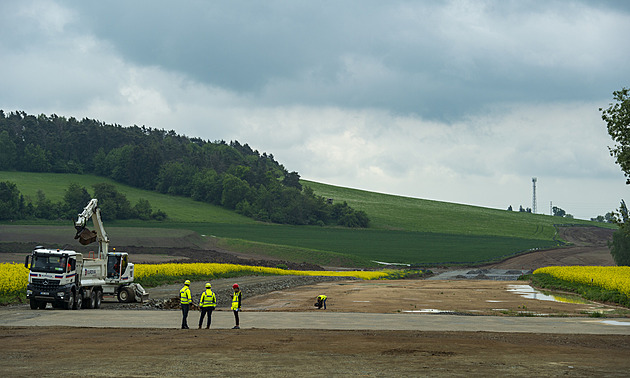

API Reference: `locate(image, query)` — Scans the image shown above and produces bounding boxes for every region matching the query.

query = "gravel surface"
[104,275,359,310]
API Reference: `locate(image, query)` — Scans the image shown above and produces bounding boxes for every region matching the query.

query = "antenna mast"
[532,177,537,214]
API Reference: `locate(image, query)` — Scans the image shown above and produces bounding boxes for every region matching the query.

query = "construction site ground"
[2,225,629,376]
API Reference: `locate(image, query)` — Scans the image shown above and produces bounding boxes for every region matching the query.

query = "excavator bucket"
[77,228,97,245]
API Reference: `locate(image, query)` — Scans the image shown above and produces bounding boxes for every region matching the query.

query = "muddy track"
[483,226,615,270]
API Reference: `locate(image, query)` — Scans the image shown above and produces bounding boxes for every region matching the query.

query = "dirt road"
[1,327,629,376]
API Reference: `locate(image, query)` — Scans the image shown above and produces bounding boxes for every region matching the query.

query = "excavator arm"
[74,199,109,260]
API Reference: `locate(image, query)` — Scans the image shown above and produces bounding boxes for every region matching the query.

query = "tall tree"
[0,131,17,170]
[92,183,133,220]
[0,181,21,220]
[63,183,92,219]
[601,88,630,183]
[609,200,630,266]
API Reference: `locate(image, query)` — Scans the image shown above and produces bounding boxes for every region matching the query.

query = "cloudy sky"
[1,1,629,220]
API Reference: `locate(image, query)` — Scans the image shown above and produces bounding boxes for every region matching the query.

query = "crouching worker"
[315,294,327,309]
[199,283,216,329]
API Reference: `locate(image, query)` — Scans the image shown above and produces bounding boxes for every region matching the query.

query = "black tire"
[86,291,96,309]
[38,301,47,310]
[117,287,128,303]
[30,299,38,310]
[94,290,102,309]
[72,292,82,310]
[124,287,136,303]
[65,292,75,310]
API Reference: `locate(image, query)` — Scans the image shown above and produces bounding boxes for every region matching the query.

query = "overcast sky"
[1,1,629,220]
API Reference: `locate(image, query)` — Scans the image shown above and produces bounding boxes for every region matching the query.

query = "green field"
[0,171,611,267]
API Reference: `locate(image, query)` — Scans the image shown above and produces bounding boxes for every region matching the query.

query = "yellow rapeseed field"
[0,263,29,295]
[533,266,630,296]
[0,262,389,296]
[135,263,390,281]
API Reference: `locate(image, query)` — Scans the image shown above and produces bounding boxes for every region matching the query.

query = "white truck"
[25,199,148,310]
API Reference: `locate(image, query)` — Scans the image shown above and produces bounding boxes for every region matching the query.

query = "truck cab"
[25,248,97,310]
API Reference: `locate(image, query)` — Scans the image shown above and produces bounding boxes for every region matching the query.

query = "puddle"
[600,320,630,326]
[486,300,503,303]
[506,285,589,304]
[403,309,453,313]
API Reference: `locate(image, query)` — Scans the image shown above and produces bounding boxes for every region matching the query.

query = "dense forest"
[0,110,369,227]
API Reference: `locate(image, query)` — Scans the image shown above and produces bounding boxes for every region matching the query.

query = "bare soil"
[243,279,628,317]
[1,327,629,376]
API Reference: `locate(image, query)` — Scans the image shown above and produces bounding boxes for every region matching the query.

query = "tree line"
[0,181,166,222]
[0,110,368,227]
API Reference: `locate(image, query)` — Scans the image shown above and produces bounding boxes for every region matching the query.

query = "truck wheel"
[30,299,38,310]
[117,287,129,303]
[73,292,83,310]
[94,290,102,309]
[86,291,96,309]
[125,287,136,303]
[65,292,75,310]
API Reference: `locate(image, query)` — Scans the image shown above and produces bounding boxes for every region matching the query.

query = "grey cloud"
[54,1,629,120]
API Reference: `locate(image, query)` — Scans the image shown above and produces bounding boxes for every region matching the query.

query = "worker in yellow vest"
[231,283,242,329]
[198,283,216,329]
[315,294,327,309]
[180,280,192,329]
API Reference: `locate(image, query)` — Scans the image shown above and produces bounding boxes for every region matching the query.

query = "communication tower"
[532,177,537,214]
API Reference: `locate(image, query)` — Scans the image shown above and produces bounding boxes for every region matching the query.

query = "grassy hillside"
[0,171,610,267]
[301,180,602,239]
[0,171,254,224]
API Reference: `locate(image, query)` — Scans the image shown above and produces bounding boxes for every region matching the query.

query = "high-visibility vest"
[200,289,216,307]
[180,286,191,304]
[318,295,327,301]
[231,291,241,310]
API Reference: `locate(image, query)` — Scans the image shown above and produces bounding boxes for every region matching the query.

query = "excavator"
[74,198,149,303]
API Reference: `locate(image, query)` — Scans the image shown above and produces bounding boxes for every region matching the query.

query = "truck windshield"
[31,255,68,273]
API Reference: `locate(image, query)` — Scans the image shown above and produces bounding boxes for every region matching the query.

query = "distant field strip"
[175,222,560,264]
[533,266,630,297]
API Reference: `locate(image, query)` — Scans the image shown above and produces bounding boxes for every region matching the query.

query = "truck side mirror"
[24,255,30,268]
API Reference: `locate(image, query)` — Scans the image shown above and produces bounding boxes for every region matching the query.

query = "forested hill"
[0,110,368,227]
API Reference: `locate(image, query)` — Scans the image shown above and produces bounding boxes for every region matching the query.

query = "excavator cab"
[107,253,129,279]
